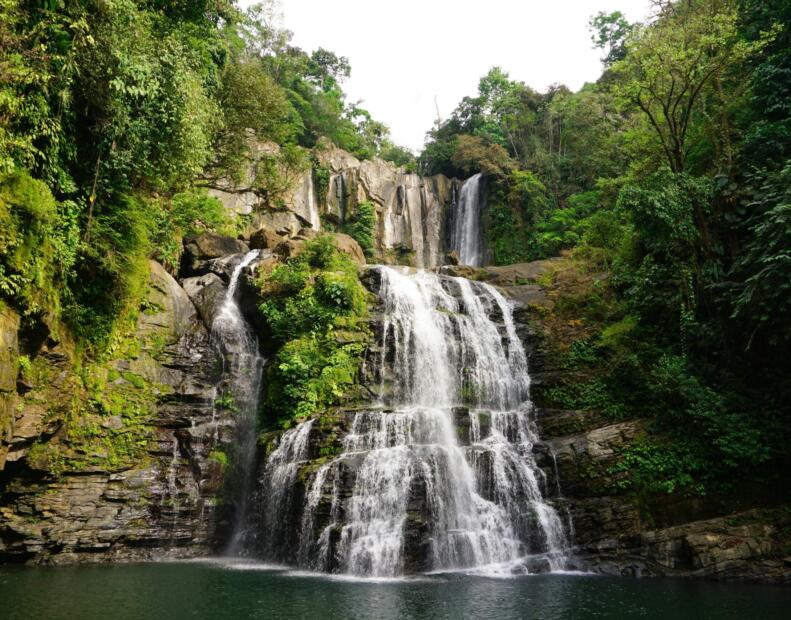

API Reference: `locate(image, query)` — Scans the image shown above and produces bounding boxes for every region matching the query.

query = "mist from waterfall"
[452,173,485,267]
[257,266,569,577]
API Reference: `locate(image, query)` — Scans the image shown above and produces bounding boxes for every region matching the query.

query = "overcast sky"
[241,1,654,152]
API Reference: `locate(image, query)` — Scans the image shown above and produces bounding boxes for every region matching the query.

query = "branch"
[636,92,676,170]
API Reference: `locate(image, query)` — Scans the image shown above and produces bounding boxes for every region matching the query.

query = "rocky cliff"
[207,143,460,268]
[0,259,234,563]
[0,227,369,564]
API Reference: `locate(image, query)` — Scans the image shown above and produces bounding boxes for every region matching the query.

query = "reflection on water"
[0,560,789,620]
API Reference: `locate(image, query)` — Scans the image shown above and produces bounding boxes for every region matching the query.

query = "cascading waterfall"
[452,173,485,267]
[209,250,265,555]
[257,265,568,576]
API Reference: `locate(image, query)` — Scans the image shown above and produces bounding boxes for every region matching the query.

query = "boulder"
[330,232,366,266]
[273,238,306,260]
[182,272,226,329]
[141,261,199,343]
[250,226,285,250]
[182,233,249,276]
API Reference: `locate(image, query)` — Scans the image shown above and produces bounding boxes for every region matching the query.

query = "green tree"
[589,11,633,66]
[613,0,755,173]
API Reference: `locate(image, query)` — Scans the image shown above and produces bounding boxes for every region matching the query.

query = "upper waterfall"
[377,266,528,409]
[451,173,485,267]
[254,266,569,576]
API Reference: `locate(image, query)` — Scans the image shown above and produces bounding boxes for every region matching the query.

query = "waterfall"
[452,173,485,267]
[209,250,264,555]
[257,266,568,576]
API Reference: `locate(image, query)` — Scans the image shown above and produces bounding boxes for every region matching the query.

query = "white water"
[259,266,567,576]
[452,173,485,267]
[210,250,265,555]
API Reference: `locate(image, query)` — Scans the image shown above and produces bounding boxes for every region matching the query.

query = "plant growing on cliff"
[0,172,78,321]
[342,201,376,258]
[150,190,234,271]
[258,235,368,425]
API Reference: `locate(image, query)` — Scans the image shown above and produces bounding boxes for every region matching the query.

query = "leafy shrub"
[258,236,369,424]
[65,194,153,347]
[151,190,233,269]
[268,336,364,424]
[0,172,78,319]
[608,437,707,496]
[342,201,376,257]
[729,164,791,347]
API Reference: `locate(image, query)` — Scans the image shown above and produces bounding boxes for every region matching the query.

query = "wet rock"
[403,473,431,573]
[452,407,471,444]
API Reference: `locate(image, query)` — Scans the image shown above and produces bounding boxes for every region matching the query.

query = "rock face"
[207,142,463,268]
[0,307,21,471]
[534,407,791,583]
[0,261,240,564]
[319,147,458,267]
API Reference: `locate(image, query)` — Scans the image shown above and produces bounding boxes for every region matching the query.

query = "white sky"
[241,1,654,152]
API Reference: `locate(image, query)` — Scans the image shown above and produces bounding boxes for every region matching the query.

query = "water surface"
[1,561,789,620]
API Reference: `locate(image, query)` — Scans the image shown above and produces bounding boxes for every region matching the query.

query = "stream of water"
[209,250,264,555]
[451,173,485,267]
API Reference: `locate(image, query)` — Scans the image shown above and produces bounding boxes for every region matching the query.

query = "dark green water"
[1,560,789,620]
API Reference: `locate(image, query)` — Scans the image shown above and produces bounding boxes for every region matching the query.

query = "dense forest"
[1,0,789,503]
[420,0,791,498]
[0,0,407,349]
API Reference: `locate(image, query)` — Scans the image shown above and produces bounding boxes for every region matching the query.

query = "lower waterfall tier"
[246,266,569,576]
[251,406,569,577]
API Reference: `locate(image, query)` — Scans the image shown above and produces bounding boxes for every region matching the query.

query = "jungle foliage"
[257,236,369,425]
[0,0,408,350]
[420,0,791,496]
